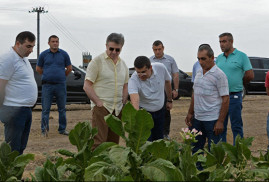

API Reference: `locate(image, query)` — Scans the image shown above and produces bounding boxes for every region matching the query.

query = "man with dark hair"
[150,40,179,139]
[216,32,254,144]
[185,44,229,153]
[129,56,172,141]
[36,35,72,137]
[0,31,37,154]
[84,33,129,149]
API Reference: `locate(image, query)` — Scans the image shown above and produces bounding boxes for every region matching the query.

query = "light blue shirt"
[216,49,252,92]
[128,63,171,112]
[192,60,201,82]
[149,54,179,78]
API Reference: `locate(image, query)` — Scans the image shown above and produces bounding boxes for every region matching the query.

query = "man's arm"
[165,80,173,110]
[129,93,139,110]
[214,95,229,135]
[65,65,72,76]
[266,87,269,96]
[185,93,194,127]
[172,72,179,99]
[83,80,103,107]
[36,65,43,75]
[0,79,8,107]
[122,83,128,105]
[243,69,254,85]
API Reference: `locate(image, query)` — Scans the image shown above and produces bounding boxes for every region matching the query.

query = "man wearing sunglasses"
[185,44,229,156]
[216,33,254,145]
[84,33,129,149]
[149,40,179,140]
[128,56,172,141]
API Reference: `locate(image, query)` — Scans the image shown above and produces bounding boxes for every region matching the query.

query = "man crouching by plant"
[185,44,229,154]
[128,56,172,141]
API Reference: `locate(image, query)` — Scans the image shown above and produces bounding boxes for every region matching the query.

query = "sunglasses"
[109,47,121,52]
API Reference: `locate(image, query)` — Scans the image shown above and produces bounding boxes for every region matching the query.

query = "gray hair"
[106,33,124,46]
[219,32,233,41]
[198,44,214,58]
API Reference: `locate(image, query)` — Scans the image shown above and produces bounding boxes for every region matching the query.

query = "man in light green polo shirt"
[216,32,254,145]
[83,33,129,149]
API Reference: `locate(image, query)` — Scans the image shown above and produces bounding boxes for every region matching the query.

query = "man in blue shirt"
[216,32,254,144]
[36,35,72,137]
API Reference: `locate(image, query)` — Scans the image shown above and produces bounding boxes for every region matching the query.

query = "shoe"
[41,131,48,137]
[59,130,69,136]
[164,135,170,140]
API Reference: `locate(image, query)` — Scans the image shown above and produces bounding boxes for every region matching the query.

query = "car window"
[249,58,261,69]
[261,58,269,69]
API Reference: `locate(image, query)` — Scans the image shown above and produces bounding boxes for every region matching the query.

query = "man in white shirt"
[128,56,172,141]
[0,31,37,154]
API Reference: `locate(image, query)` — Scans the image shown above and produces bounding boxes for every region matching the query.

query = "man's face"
[197,50,214,72]
[219,36,233,53]
[16,39,35,58]
[48,37,59,51]
[152,44,164,59]
[135,65,152,81]
[106,42,122,60]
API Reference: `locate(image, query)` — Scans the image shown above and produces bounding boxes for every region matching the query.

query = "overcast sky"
[1,0,269,71]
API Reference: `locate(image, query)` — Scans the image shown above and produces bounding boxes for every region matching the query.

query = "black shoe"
[59,130,69,136]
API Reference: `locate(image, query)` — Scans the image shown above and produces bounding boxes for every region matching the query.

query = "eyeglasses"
[109,47,121,52]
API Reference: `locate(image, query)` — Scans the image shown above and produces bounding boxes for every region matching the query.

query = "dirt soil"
[0,95,267,178]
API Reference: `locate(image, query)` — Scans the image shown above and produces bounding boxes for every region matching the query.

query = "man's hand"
[166,102,172,110]
[96,100,103,107]
[213,120,224,135]
[172,90,178,99]
[185,113,193,127]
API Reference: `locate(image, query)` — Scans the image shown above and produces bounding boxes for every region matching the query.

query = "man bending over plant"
[128,56,172,141]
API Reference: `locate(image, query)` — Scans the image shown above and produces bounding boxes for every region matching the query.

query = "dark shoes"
[59,130,69,136]
[41,131,48,137]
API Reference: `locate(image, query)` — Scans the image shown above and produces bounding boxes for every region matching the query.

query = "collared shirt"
[37,48,71,83]
[0,47,37,107]
[128,63,171,112]
[85,52,129,116]
[193,65,229,121]
[192,60,201,82]
[216,48,252,92]
[149,54,179,78]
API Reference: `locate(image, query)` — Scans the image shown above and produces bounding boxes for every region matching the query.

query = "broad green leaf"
[13,153,34,167]
[141,158,184,181]
[222,142,237,163]
[5,176,17,182]
[121,102,137,133]
[58,149,74,157]
[128,109,154,153]
[141,140,170,160]
[105,114,127,140]
[108,147,131,173]
[92,142,116,156]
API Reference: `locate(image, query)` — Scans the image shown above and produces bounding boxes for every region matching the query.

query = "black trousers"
[163,92,171,136]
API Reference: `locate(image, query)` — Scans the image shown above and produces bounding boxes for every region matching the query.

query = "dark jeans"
[190,118,222,154]
[148,107,165,141]
[0,105,32,154]
[163,92,171,136]
[41,83,67,133]
[220,92,243,145]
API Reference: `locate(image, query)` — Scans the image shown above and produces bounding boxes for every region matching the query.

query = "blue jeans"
[41,83,67,133]
[267,113,269,149]
[148,107,165,141]
[220,92,243,145]
[0,106,32,154]
[190,118,221,154]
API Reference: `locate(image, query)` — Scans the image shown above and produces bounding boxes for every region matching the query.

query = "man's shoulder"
[164,54,175,61]
[152,62,166,69]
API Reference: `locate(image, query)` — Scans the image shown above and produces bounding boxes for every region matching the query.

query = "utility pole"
[29,7,48,59]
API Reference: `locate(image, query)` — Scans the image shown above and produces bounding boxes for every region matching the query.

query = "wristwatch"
[173,89,178,92]
[167,100,173,103]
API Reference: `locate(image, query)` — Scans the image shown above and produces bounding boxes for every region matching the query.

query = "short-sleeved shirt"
[37,49,71,83]
[216,49,252,92]
[149,54,179,78]
[0,47,37,107]
[128,63,171,112]
[192,60,201,82]
[193,65,229,121]
[85,52,129,116]
[265,71,269,88]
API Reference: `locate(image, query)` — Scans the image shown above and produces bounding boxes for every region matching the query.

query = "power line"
[0,7,27,12]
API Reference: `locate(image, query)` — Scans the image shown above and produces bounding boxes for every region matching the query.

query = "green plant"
[0,142,34,181]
